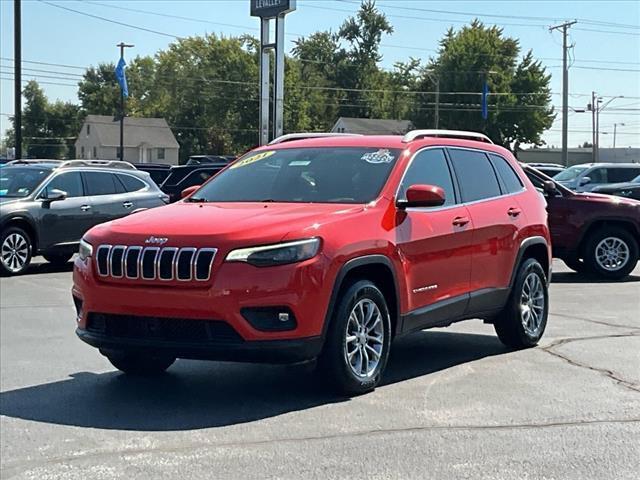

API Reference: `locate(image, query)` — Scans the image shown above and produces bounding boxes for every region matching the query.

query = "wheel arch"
[577,218,640,256]
[324,255,402,339]
[1,215,39,252]
[510,236,551,287]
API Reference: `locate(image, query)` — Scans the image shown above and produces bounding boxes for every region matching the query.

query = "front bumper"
[77,327,323,364]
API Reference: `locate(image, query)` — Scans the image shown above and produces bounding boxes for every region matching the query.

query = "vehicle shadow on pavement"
[18,260,74,276]
[0,331,507,431]
[551,272,640,284]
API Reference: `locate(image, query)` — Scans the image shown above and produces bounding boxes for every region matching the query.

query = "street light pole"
[117,42,134,162]
[594,95,624,163]
[613,122,624,149]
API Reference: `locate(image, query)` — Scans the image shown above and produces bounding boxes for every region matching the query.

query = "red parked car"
[523,166,640,279]
[73,130,552,395]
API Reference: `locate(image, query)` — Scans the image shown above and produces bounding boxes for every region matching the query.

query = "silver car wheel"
[595,236,630,272]
[344,298,384,379]
[1,232,30,273]
[520,272,545,336]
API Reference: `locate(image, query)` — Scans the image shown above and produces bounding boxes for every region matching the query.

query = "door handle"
[452,216,470,227]
[80,205,91,211]
[122,201,133,209]
[508,207,522,217]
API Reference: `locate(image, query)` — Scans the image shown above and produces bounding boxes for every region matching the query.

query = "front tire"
[0,227,32,276]
[105,351,175,375]
[494,258,549,349]
[583,227,639,280]
[319,280,392,396]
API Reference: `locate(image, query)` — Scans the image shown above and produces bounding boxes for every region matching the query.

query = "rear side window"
[448,149,501,202]
[44,172,84,198]
[608,167,640,183]
[84,171,120,196]
[399,148,456,206]
[587,168,607,184]
[489,154,524,194]
[117,174,146,192]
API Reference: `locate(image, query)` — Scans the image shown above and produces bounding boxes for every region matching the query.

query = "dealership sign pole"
[251,0,296,145]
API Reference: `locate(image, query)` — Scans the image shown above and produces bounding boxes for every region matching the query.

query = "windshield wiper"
[186,197,208,203]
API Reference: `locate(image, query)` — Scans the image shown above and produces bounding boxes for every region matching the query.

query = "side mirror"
[42,189,67,202]
[181,185,201,199]
[543,181,559,197]
[398,184,446,209]
[579,176,592,186]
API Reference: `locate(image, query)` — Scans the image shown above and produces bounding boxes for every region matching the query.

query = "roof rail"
[402,129,494,144]
[58,160,136,170]
[7,159,63,165]
[268,132,363,145]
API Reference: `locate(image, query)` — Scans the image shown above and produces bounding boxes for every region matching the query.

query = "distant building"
[331,117,413,135]
[75,115,179,165]
[519,147,640,166]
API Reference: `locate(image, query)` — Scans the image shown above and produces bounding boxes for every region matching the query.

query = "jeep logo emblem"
[145,236,168,245]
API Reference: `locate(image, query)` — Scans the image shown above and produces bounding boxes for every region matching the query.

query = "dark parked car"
[523,165,640,279]
[0,160,169,275]
[131,163,172,186]
[525,163,565,178]
[186,155,236,165]
[591,174,640,201]
[160,164,228,202]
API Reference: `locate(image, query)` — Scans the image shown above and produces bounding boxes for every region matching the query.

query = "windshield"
[0,167,52,198]
[190,147,400,204]
[553,166,588,181]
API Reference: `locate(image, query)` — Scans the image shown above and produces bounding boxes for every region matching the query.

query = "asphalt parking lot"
[1,259,639,479]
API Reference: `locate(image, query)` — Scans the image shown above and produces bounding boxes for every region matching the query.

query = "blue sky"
[1,0,639,148]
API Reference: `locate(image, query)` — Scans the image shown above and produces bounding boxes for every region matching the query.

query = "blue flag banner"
[481,81,489,120]
[115,57,128,97]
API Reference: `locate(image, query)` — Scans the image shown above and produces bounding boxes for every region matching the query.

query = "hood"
[85,201,368,247]
[571,191,640,210]
[0,197,26,206]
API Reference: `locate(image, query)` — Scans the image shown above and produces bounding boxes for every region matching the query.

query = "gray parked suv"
[0,160,169,275]
[553,163,640,192]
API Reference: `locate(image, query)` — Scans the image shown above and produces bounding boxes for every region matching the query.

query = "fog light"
[241,307,297,332]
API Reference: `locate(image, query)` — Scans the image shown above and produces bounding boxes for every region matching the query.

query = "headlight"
[226,238,320,267]
[78,239,93,261]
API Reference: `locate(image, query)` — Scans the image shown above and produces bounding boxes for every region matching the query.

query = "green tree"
[414,21,554,148]
[5,80,82,158]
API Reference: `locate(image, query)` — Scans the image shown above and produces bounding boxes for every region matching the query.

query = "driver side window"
[398,149,456,206]
[43,172,84,198]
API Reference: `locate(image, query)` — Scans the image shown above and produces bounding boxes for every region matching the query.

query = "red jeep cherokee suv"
[73,130,552,395]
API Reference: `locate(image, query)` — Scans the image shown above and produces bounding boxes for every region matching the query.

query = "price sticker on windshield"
[231,150,276,169]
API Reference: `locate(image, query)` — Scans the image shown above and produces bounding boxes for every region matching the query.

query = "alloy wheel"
[595,236,629,272]
[520,272,545,336]
[1,233,29,273]
[344,298,385,378]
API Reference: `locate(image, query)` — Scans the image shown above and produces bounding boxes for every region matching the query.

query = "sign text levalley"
[250,0,296,18]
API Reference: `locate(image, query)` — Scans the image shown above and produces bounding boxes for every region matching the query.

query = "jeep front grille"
[96,245,217,282]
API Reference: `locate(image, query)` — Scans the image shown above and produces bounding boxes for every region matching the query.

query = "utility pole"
[424,70,439,129]
[14,0,22,159]
[549,20,577,167]
[116,42,134,161]
[589,91,597,162]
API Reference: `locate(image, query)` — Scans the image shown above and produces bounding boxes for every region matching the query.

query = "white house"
[75,115,179,165]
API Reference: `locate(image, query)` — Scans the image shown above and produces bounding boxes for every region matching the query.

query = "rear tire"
[494,258,548,349]
[0,227,32,276]
[318,280,392,396]
[105,351,175,375]
[43,253,73,266]
[583,227,639,280]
